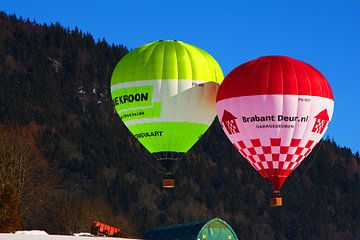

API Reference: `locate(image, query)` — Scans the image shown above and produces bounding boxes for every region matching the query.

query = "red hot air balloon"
[216,56,334,207]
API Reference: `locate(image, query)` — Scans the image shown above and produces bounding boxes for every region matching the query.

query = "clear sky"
[2,0,360,152]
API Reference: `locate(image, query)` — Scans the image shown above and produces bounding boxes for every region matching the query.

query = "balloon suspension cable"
[133,147,164,174]
[155,152,184,173]
[155,152,183,189]
[273,190,281,196]
[281,139,324,192]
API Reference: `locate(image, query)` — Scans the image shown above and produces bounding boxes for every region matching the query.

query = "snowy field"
[0,231,143,240]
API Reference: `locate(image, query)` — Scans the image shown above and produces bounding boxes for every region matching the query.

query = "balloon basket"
[270,192,282,207]
[162,177,175,189]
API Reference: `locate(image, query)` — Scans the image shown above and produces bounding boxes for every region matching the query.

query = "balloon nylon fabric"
[216,56,334,191]
[111,40,223,157]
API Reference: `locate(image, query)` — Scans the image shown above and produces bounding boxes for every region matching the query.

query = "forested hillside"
[0,12,359,239]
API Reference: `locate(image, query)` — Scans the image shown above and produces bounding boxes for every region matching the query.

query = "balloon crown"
[157,40,179,42]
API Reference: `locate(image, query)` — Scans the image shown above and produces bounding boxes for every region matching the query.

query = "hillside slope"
[0,12,359,239]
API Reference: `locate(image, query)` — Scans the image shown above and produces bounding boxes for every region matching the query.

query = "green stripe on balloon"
[128,122,209,153]
[112,85,154,111]
[118,102,162,122]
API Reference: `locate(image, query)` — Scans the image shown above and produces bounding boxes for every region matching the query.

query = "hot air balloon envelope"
[216,56,334,205]
[111,40,223,187]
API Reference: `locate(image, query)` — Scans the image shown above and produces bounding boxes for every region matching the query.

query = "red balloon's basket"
[270,192,282,207]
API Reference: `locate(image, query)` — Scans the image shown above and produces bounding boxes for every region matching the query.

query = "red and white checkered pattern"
[224,120,239,134]
[233,138,316,189]
[312,119,326,134]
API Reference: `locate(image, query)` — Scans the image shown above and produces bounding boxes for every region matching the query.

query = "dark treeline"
[0,12,359,239]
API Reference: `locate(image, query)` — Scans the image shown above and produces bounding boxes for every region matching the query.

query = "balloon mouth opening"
[260,173,287,191]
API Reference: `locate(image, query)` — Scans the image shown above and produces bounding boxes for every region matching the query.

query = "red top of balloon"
[217,56,334,101]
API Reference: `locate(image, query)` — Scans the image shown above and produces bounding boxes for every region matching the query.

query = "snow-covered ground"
[0,230,143,240]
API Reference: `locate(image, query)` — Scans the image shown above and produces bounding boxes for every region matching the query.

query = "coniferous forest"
[0,12,359,239]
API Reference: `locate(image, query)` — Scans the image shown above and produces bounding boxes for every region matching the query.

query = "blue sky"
[2,0,360,152]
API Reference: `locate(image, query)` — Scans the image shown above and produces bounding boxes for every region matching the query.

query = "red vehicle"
[90,221,121,237]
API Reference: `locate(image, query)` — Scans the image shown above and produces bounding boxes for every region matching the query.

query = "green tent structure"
[145,218,238,240]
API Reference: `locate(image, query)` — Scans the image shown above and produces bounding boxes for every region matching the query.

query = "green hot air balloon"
[110,40,223,188]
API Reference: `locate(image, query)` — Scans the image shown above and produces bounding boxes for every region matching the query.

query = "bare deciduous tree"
[0,123,57,230]
[0,123,33,212]
[0,182,21,232]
